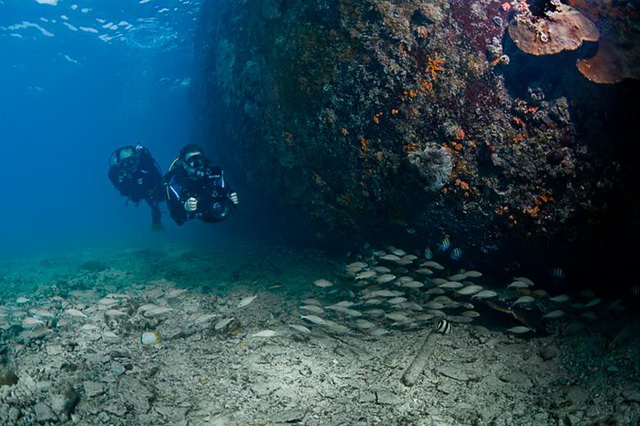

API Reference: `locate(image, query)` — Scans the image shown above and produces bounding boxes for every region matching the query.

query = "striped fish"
[450,248,463,260]
[435,319,451,334]
[438,237,451,251]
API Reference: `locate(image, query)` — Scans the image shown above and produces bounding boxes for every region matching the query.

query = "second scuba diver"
[108,144,165,231]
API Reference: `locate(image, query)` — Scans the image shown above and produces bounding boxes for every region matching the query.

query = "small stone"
[111,363,126,377]
[268,408,306,423]
[436,366,472,382]
[83,381,105,398]
[540,345,559,361]
[103,401,127,417]
[374,389,402,405]
[0,370,19,386]
[8,406,21,421]
[49,385,79,419]
[34,402,58,423]
[358,391,376,403]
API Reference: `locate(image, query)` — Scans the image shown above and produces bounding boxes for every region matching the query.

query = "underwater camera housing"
[209,187,232,222]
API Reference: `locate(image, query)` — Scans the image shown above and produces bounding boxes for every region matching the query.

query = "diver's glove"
[229,192,239,206]
[184,197,198,212]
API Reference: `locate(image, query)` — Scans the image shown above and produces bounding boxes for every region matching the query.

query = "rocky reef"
[191,0,639,284]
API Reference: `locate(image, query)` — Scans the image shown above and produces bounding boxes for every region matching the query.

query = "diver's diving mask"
[118,148,137,171]
[185,152,204,169]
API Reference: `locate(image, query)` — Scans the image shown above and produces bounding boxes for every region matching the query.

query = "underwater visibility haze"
[0,0,201,255]
[1,0,640,424]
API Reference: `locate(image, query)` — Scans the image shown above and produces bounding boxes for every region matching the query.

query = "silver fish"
[439,281,464,289]
[289,324,311,333]
[347,261,368,271]
[389,247,406,256]
[300,305,324,314]
[584,298,601,308]
[549,294,570,303]
[385,312,410,322]
[238,295,257,308]
[64,308,87,318]
[369,327,389,336]
[450,272,467,281]
[506,326,531,334]
[542,310,564,319]
[507,281,531,289]
[512,296,535,305]
[457,285,483,295]
[376,274,397,284]
[214,317,235,330]
[422,261,445,270]
[471,290,497,300]
[301,314,325,325]
[252,330,277,337]
[380,254,401,262]
[313,279,333,288]
[401,281,424,289]
[356,270,377,280]
[513,277,534,286]
[194,314,217,325]
[354,319,375,329]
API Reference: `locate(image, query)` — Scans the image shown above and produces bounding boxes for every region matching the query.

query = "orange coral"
[426,52,445,78]
[360,137,369,154]
[525,193,555,220]
[398,43,408,57]
[512,117,526,128]
[512,133,526,144]
[495,205,509,215]
[405,142,420,153]
[415,26,428,39]
[420,80,434,92]
[455,178,470,191]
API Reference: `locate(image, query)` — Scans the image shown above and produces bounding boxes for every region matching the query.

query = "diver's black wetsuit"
[164,156,234,226]
[108,145,165,229]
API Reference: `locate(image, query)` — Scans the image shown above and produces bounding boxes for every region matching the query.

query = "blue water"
[0,0,204,256]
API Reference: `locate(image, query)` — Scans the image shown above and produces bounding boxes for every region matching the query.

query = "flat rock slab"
[621,389,640,403]
[436,366,479,382]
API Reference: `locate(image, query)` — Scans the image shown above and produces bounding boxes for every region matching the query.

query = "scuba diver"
[108,144,165,231]
[164,144,239,226]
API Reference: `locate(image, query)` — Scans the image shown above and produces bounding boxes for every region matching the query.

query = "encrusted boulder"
[192,0,640,279]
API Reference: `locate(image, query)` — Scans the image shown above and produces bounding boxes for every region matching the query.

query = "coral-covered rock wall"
[191,0,639,274]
